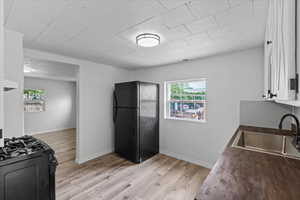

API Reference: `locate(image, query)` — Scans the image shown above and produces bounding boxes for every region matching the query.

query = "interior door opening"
[23,56,79,166]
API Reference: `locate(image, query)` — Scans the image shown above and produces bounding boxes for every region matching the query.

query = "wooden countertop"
[195,126,300,200]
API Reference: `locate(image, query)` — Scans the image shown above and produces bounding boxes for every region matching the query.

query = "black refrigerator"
[113,81,159,163]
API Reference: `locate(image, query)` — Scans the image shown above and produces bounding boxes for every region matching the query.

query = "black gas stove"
[0,135,58,200]
[0,135,48,161]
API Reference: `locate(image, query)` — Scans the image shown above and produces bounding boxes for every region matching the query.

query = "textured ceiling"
[5,0,268,69]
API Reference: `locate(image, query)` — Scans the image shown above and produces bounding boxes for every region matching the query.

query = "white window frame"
[164,78,207,123]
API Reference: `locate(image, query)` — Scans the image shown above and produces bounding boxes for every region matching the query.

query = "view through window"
[165,79,206,122]
[24,89,46,112]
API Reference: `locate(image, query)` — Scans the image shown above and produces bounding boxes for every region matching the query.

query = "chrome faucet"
[279,114,300,149]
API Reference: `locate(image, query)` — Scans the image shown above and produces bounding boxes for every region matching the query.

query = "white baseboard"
[75,148,215,169]
[76,149,113,164]
[160,149,214,169]
[26,127,76,135]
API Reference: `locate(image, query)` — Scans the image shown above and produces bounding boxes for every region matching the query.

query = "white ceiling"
[4,0,268,69]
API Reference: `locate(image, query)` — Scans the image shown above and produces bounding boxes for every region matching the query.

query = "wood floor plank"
[115,158,180,200]
[70,155,167,200]
[34,129,210,200]
[110,157,180,200]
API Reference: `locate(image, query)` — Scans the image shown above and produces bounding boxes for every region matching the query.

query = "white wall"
[24,48,131,163]
[23,46,266,168]
[296,1,300,101]
[133,47,264,168]
[0,0,4,142]
[24,77,76,135]
[240,100,292,129]
[4,29,24,138]
[24,58,79,81]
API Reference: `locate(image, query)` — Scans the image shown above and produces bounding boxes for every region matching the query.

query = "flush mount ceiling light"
[136,33,160,47]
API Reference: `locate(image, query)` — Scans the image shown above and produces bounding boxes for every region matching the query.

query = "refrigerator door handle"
[113,107,118,123]
[113,90,118,107]
[113,91,118,123]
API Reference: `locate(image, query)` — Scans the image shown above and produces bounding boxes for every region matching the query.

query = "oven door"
[0,155,50,200]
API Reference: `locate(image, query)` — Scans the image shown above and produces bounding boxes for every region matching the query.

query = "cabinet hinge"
[290,73,299,93]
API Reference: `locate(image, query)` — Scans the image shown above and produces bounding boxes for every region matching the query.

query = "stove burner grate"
[0,135,48,161]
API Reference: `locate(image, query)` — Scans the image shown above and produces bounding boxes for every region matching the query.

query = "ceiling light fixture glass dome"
[136,33,160,47]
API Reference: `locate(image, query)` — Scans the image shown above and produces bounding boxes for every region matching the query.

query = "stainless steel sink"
[231,130,300,160]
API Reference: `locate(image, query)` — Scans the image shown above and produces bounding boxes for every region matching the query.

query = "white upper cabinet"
[264,0,296,102]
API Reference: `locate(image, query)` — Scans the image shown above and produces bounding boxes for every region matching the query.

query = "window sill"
[164,117,206,123]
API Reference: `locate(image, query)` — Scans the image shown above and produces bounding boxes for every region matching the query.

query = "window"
[165,79,207,122]
[24,89,46,112]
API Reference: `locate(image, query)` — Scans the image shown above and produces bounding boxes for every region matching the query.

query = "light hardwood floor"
[35,129,210,200]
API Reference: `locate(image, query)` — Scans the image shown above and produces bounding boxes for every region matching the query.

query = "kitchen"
[0,0,300,200]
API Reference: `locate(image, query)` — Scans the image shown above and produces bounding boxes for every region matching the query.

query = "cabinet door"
[265,0,296,100]
[264,0,274,98]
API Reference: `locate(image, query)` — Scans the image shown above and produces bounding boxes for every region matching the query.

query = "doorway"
[23,57,79,165]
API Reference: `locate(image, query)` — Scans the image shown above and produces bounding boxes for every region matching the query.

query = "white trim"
[160,149,214,169]
[0,80,18,91]
[25,74,77,82]
[164,79,207,122]
[75,80,80,165]
[167,99,206,102]
[24,48,81,164]
[164,117,207,123]
[164,78,208,83]
[76,149,215,169]
[25,127,75,135]
[75,149,113,164]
